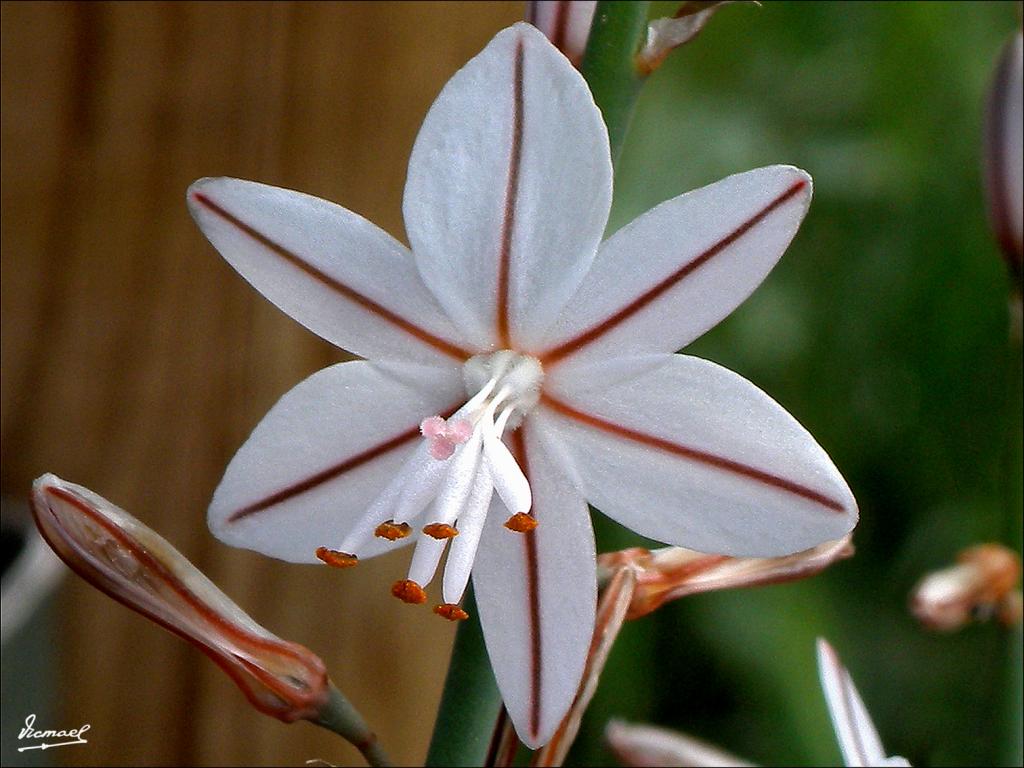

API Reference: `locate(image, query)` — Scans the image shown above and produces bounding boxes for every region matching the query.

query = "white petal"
[442,463,494,605]
[539,354,857,556]
[208,361,465,563]
[188,177,473,365]
[472,424,596,748]
[816,638,889,767]
[403,22,612,350]
[536,166,812,372]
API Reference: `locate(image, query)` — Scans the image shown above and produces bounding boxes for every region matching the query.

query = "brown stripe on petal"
[495,38,525,348]
[509,427,543,741]
[539,179,809,366]
[226,401,462,523]
[192,192,473,361]
[540,393,846,513]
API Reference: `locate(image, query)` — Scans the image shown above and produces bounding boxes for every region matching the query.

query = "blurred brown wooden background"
[1,2,522,764]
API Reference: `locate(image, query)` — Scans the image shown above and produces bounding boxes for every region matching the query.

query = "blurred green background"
[573,2,1022,766]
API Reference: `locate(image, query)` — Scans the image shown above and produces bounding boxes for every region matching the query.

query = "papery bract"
[188,22,857,747]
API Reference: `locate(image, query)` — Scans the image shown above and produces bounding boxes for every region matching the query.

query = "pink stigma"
[421,416,473,460]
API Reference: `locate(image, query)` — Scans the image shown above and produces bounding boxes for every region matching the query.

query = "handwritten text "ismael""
[18,714,90,752]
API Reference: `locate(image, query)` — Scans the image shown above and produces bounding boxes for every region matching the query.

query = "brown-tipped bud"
[30,474,330,723]
[605,719,754,768]
[984,31,1023,281]
[911,543,1022,631]
[527,1,597,68]
[599,536,854,620]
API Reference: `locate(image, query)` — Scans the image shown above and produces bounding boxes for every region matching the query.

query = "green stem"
[425,588,503,767]
[314,683,393,767]
[580,1,652,167]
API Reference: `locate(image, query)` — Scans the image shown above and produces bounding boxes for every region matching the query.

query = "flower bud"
[984,31,1023,280]
[605,719,754,768]
[599,535,854,620]
[910,543,1022,631]
[30,474,329,722]
[527,1,597,67]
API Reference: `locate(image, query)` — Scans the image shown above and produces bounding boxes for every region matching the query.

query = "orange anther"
[504,512,538,533]
[315,547,358,569]
[434,603,469,621]
[391,579,427,604]
[423,522,459,539]
[374,520,412,541]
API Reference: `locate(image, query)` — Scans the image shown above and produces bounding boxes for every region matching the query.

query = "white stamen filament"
[442,463,495,604]
[337,351,543,606]
[407,430,484,586]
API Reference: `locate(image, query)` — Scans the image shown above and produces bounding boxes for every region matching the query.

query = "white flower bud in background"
[605,720,754,767]
[527,1,597,67]
[984,30,1023,282]
[910,543,1022,632]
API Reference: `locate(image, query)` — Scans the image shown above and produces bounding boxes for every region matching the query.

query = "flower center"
[319,351,545,619]
[462,350,544,429]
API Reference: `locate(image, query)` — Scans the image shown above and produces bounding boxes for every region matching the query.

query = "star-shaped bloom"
[188,22,857,747]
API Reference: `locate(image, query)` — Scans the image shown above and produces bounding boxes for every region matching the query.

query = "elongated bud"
[527,1,597,67]
[984,30,1023,282]
[30,474,330,723]
[910,543,1022,631]
[599,535,853,620]
[605,720,754,767]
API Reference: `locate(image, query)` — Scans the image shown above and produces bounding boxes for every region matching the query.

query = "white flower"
[187,22,857,747]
